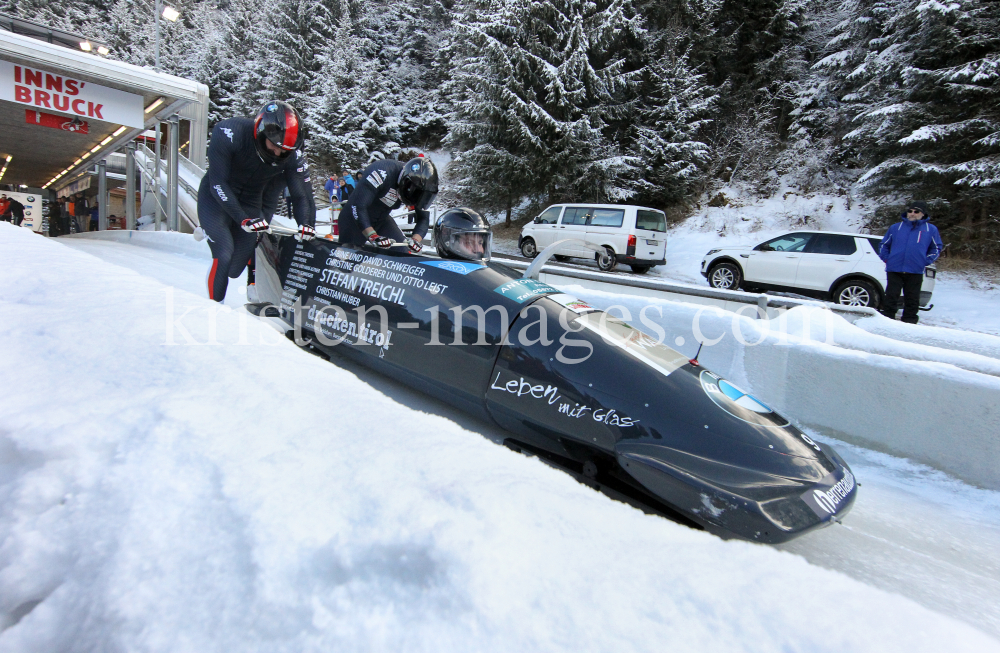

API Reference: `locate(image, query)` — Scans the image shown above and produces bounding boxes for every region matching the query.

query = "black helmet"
[253,100,303,165]
[434,207,492,262]
[397,156,438,211]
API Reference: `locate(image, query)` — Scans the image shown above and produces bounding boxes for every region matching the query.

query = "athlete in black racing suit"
[198,100,316,301]
[339,156,438,252]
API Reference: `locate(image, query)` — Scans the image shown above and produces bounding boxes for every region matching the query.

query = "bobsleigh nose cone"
[614,365,857,542]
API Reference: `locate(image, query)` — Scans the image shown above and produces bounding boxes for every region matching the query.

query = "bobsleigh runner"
[249,215,856,544]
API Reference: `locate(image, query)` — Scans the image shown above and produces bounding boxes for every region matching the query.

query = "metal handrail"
[134,149,200,231]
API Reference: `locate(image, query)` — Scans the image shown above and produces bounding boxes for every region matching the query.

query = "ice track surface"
[0,227,993,649]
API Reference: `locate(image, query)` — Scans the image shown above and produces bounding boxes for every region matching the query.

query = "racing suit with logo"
[197,117,315,301]
[339,159,430,247]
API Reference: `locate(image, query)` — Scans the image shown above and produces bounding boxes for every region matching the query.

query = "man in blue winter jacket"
[878,200,943,324]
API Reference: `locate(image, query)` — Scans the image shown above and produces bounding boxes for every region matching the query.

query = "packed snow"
[2,224,999,651]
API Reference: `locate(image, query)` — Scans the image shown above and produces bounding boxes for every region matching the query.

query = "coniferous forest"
[7,0,1000,259]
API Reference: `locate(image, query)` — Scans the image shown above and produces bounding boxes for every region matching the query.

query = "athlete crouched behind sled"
[198,100,316,302]
[339,156,438,252]
[434,208,492,262]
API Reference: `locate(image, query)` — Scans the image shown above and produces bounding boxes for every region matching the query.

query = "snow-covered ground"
[2,224,999,651]
[493,187,1000,337]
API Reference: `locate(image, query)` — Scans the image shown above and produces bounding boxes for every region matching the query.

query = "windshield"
[575,312,688,378]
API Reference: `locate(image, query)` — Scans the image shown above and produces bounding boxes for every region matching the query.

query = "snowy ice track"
[49,232,1000,641]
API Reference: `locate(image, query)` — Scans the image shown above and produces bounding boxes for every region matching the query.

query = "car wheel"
[708,261,742,290]
[596,247,616,272]
[520,237,537,258]
[834,279,880,309]
[630,265,651,274]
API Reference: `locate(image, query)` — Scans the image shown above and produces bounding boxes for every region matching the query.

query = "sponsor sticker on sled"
[548,293,597,314]
[700,371,790,428]
[801,468,855,518]
[493,278,559,303]
[419,260,485,275]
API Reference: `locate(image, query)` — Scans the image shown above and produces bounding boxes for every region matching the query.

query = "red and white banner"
[25,109,90,134]
[0,60,144,129]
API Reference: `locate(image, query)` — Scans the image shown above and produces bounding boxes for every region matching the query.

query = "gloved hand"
[296,224,316,242]
[406,237,423,254]
[367,232,393,249]
[241,217,269,233]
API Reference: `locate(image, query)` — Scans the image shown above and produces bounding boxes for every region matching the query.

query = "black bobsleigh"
[252,231,856,543]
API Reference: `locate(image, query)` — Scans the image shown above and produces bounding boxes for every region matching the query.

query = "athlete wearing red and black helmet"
[197,100,316,302]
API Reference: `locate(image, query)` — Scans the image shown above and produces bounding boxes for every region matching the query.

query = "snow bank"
[62,229,212,259]
[2,223,998,651]
[560,284,1000,491]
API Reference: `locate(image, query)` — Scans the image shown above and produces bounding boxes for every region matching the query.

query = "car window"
[590,208,625,228]
[636,209,666,233]
[562,207,591,225]
[866,237,882,252]
[537,206,561,225]
[805,234,857,255]
[760,234,813,252]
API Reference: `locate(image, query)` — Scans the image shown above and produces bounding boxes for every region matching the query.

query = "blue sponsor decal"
[699,371,789,428]
[419,260,485,275]
[493,278,559,303]
[267,104,277,112]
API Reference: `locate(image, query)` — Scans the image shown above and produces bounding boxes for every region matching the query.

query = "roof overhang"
[0,30,208,190]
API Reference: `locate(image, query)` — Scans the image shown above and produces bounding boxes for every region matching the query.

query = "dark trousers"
[199,193,261,302]
[881,271,923,324]
[338,200,406,247]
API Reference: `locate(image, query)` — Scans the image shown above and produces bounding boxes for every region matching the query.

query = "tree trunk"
[505,188,512,227]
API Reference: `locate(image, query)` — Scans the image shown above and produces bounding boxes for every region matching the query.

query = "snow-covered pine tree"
[158,0,225,81]
[196,22,233,125]
[4,0,105,34]
[102,0,156,67]
[841,0,1000,257]
[628,42,716,206]
[305,11,400,172]
[219,0,266,117]
[445,0,644,224]
[773,0,858,192]
[255,0,333,110]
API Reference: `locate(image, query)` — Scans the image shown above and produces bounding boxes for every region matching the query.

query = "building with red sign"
[0,18,208,233]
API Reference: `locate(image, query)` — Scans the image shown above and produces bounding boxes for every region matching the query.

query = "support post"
[98,159,108,231]
[155,0,161,71]
[167,115,180,232]
[154,121,162,231]
[126,142,137,230]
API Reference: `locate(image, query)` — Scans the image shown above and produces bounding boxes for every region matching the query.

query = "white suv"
[518,203,667,273]
[700,231,936,309]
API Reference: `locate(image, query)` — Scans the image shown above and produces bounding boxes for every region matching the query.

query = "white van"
[517,203,667,273]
